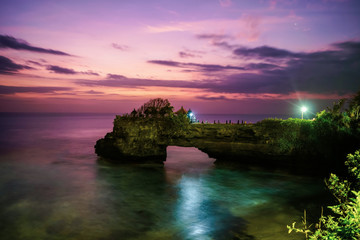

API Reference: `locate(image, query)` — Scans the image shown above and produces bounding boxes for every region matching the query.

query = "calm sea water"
[0,113,330,240]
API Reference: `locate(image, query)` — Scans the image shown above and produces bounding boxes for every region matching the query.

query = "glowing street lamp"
[301,106,307,119]
[187,109,197,123]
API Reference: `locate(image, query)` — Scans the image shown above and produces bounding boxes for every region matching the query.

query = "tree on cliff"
[288,149,360,239]
[136,98,174,118]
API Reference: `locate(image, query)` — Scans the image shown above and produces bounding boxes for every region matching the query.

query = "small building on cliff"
[175,106,197,123]
[175,106,188,115]
[187,109,197,123]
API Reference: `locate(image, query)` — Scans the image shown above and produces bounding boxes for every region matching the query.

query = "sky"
[1,0,360,114]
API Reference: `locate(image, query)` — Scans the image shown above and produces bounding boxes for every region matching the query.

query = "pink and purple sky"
[1,0,360,114]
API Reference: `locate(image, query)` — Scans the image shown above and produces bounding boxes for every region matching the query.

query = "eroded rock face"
[95,117,171,163]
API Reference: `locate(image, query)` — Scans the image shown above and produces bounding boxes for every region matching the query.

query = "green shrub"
[256,118,315,153]
[287,149,360,239]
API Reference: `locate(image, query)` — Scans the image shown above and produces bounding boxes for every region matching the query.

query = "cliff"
[95,95,360,174]
[95,115,324,172]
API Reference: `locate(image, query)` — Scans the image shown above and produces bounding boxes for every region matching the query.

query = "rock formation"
[95,115,312,171]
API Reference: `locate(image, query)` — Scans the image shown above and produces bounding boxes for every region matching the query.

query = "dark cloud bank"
[143,40,360,96]
[232,41,360,95]
[0,56,33,74]
[47,65,77,74]
[148,60,245,72]
[0,85,72,95]
[0,35,72,56]
[0,58,99,76]
[47,65,99,76]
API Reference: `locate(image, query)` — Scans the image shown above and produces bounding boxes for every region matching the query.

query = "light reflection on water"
[0,114,329,240]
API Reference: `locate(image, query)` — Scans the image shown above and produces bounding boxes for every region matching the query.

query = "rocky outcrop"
[95,116,304,168]
[95,117,171,162]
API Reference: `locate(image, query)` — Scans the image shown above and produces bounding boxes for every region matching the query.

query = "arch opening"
[165,146,215,176]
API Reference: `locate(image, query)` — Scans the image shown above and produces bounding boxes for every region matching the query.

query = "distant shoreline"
[0,112,318,125]
[0,112,311,123]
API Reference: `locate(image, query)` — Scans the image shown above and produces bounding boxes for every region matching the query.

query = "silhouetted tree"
[130,108,137,117]
[136,98,173,118]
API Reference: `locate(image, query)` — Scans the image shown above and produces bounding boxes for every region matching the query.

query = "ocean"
[0,113,329,240]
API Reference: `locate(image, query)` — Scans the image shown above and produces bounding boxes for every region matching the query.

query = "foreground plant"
[287,149,360,239]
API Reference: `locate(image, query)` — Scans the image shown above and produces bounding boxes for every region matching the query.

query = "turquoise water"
[0,113,330,240]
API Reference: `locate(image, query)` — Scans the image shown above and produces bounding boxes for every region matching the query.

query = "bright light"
[301,106,307,119]
[189,112,193,117]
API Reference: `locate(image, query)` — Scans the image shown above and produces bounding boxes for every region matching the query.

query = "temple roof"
[175,106,188,115]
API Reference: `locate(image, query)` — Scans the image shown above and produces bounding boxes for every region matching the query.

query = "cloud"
[76,72,292,95]
[148,60,245,72]
[179,51,197,58]
[227,40,360,95]
[77,40,360,97]
[81,70,100,76]
[196,34,238,50]
[27,60,44,66]
[112,43,130,51]
[84,90,103,94]
[212,41,238,50]
[0,85,72,95]
[196,34,231,41]
[233,41,360,60]
[210,72,292,94]
[244,63,281,70]
[233,45,300,58]
[76,72,284,95]
[0,56,33,74]
[0,35,72,56]
[47,65,99,75]
[107,74,126,80]
[78,74,200,89]
[47,65,77,74]
[333,41,360,52]
[148,60,182,67]
[196,95,229,101]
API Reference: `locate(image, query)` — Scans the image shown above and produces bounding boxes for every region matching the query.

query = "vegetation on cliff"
[95,91,360,171]
[286,91,360,239]
[288,149,360,239]
[115,98,191,139]
[256,91,360,171]
[95,98,191,162]
[129,98,174,118]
